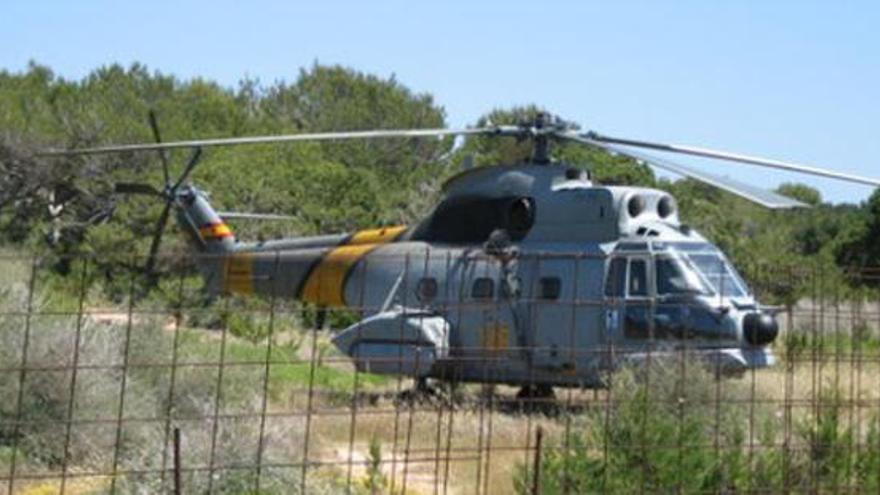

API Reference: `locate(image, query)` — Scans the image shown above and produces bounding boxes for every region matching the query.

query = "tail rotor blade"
[144,201,173,278]
[172,147,203,190]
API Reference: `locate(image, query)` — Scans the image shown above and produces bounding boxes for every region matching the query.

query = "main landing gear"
[515,384,555,401]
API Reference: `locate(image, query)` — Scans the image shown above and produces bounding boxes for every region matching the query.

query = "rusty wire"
[0,252,879,494]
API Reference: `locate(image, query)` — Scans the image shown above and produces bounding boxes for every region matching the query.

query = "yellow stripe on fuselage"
[301,226,406,307]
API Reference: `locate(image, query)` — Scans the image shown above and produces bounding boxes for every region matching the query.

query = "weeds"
[780,324,880,363]
[362,436,388,495]
[0,259,355,493]
[518,363,880,494]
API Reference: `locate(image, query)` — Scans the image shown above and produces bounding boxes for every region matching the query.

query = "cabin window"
[605,258,626,297]
[538,277,561,300]
[417,277,438,302]
[471,277,495,300]
[629,259,648,297]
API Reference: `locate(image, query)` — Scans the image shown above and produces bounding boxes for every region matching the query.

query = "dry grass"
[4,254,880,493]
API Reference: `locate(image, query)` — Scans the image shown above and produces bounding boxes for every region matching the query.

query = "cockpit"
[604,241,777,348]
[608,242,750,299]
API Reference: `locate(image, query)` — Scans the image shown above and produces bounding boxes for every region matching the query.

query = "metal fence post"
[173,427,182,495]
[531,426,544,495]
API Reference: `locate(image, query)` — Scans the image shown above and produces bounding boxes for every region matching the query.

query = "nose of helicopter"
[743,312,779,346]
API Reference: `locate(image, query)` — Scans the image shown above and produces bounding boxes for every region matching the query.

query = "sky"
[2,1,878,204]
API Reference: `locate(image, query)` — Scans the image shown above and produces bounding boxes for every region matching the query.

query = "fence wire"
[1,251,880,494]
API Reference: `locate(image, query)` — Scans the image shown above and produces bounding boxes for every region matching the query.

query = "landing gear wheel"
[516,384,555,400]
[415,377,432,393]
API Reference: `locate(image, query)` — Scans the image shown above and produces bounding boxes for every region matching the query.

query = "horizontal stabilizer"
[217,211,299,221]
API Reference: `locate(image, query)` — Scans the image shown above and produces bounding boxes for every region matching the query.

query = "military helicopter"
[44,113,880,397]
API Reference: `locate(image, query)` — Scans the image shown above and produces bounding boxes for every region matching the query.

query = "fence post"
[531,426,544,495]
[173,427,182,495]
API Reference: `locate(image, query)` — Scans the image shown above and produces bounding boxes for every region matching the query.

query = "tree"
[0,62,451,286]
[834,189,880,277]
[777,183,822,206]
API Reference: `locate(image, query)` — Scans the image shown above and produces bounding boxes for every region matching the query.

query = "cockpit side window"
[605,258,626,297]
[628,259,648,297]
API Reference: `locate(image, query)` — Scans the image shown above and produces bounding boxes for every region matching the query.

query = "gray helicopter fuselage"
[177,163,778,388]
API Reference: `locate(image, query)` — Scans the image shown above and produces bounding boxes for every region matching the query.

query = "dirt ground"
[301,357,880,495]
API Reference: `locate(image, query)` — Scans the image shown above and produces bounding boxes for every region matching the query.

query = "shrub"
[516,362,781,494]
[0,270,343,494]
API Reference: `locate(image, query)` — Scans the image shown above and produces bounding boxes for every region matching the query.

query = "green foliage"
[0,259,380,493]
[515,365,763,494]
[836,188,880,274]
[0,62,447,281]
[362,436,388,494]
[2,61,880,303]
[801,390,854,488]
[780,323,880,363]
[517,365,880,494]
[777,182,823,206]
[792,388,880,492]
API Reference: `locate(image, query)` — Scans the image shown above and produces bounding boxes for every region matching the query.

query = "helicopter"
[43,112,880,397]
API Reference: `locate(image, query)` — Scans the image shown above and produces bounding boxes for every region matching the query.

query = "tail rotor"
[113,111,203,281]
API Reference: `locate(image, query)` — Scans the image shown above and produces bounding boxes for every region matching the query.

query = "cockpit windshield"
[655,256,713,296]
[652,243,751,298]
[687,252,749,298]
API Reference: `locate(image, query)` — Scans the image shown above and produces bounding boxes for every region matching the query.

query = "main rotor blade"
[147,110,170,185]
[171,147,203,190]
[584,132,880,188]
[561,132,807,209]
[40,127,500,156]
[610,145,805,208]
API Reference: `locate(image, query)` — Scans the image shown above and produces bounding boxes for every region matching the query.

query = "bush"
[516,363,781,494]
[517,362,880,494]
[0,269,342,494]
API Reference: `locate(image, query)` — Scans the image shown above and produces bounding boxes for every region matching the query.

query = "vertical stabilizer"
[174,185,236,252]
[174,185,238,293]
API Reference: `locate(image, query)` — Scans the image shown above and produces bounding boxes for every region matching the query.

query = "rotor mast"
[530,112,552,165]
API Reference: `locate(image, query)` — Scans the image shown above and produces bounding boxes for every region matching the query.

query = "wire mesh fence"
[1,250,880,494]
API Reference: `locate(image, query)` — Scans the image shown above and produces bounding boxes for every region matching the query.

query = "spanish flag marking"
[301,226,406,307]
[199,222,234,240]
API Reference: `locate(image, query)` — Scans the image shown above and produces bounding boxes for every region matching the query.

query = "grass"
[778,326,880,363]
[514,363,880,495]
[0,255,379,494]
[171,326,390,401]
[4,252,880,494]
